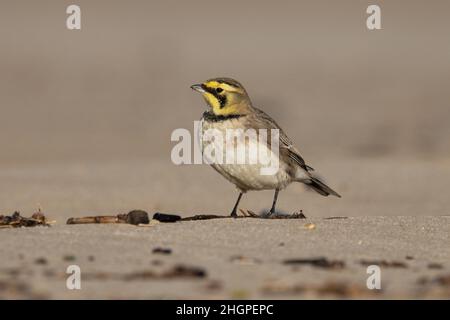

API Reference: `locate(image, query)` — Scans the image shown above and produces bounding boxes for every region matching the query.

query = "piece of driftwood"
[66,210,149,226]
[66,216,121,224]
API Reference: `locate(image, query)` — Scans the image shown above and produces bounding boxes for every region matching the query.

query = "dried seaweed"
[0,211,51,228]
[153,209,307,223]
[359,259,408,268]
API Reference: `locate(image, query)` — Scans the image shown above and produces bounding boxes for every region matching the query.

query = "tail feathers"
[306,177,341,198]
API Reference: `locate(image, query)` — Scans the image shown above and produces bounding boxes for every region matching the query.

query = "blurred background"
[0,0,449,219]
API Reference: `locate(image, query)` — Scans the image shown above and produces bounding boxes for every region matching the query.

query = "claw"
[260,211,274,219]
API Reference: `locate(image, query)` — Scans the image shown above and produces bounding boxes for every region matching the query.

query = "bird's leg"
[230,192,244,218]
[268,189,280,216]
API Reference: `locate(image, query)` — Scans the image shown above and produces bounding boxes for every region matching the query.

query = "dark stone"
[152,247,172,255]
[126,210,150,225]
[35,257,48,265]
[153,213,181,223]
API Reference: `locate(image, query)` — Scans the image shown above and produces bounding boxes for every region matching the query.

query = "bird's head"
[191,77,252,116]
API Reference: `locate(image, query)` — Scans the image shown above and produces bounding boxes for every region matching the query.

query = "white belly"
[211,162,291,191]
[200,119,292,191]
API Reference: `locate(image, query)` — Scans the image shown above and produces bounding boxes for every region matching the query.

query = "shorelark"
[191,77,340,217]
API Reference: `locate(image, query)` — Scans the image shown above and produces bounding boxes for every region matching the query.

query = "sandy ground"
[1,158,450,299]
[0,216,449,299]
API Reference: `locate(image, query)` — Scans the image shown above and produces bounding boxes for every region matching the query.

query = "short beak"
[190,84,205,93]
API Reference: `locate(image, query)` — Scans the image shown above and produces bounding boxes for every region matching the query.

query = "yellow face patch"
[202,92,221,110]
[198,80,247,116]
[202,92,241,116]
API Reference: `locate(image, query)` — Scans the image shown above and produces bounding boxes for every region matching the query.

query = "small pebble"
[304,223,316,230]
[35,257,48,265]
[153,213,181,223]
[126,210,150,225]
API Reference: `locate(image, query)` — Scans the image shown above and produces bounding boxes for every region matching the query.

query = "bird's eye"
[216,88,223,93]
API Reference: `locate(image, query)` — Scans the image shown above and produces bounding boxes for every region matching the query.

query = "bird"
[191,77,340,218]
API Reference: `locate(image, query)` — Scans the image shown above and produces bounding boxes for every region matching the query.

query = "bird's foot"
[260,211,275,219]
[230,211,238,219]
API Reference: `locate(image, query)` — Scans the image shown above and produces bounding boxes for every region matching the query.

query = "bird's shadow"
[245,209,306,219]
[179,209,306,221]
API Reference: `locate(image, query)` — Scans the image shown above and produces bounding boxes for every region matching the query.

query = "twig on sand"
[181,215,229,221]
[240,209,259,218]
[66,210,149,226]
